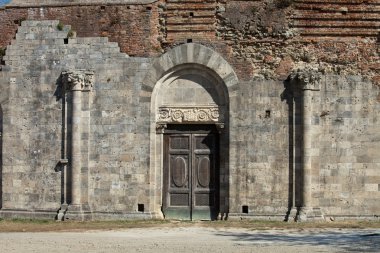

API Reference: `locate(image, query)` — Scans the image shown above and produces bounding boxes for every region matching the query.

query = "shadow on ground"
[214,230,380,252]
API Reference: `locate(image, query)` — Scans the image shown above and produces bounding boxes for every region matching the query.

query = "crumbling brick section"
[160,0,217,45]
[0,0,379,83]
[292,0,380,85]
[292,0,380,37]
[0,4,162,57]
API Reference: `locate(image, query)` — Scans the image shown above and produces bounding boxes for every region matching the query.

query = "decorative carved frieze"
[157,106,223,123]
[62,70,95,92]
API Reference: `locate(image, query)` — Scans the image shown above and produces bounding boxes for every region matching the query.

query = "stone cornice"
[62,70,94,92]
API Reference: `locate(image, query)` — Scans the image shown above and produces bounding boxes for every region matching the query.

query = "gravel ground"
[1,227,379,253]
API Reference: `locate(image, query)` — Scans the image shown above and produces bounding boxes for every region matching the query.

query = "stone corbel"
[10,77,16,85]
[156,123,167,134]
[62,70,95,92]
[215,123,225,134]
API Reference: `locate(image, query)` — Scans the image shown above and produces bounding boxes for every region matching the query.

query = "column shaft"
[302,91,313,208]
[71,90,82,205]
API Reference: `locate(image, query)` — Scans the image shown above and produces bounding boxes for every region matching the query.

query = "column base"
[296,207,324,222]
[56,203,69,221]
[286,207,298,222]
[63,204,92,221]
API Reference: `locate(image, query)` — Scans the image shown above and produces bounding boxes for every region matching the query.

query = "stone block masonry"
[0,0,379,221]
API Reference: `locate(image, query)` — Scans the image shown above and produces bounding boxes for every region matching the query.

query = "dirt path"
[1,227,379,253]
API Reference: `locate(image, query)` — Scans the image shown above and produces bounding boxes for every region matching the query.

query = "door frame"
[162,124,220,220]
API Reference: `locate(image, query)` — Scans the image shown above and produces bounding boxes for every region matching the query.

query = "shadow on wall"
[281,78,305,221]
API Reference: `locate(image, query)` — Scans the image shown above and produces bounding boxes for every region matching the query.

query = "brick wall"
[0,0,379,82]
[0,4,162,57]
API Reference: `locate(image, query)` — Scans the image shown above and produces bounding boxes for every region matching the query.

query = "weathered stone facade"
[0,0,379,221]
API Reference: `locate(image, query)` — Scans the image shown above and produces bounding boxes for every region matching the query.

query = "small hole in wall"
[146,6,152,11]
[64,38,68,44]
[187,39,193,43]
[138,204,144,212]
[189,12,194,17]
[242,205,249,214]
[100,6,106,10]
[265,110,271,118]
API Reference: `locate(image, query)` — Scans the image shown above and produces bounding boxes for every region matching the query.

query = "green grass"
[0,219,379,233]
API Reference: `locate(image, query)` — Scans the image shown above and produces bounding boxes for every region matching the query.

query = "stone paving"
[1,227,379,253]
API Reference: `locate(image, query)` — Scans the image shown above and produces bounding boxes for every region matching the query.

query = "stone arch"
[140,43,239,98]
[140,43,239,218]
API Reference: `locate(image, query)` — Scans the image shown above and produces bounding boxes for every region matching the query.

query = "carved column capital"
[289,69,321,92]
[62,70,94,92]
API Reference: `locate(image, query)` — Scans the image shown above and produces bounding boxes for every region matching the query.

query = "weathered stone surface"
[0,0,379,221]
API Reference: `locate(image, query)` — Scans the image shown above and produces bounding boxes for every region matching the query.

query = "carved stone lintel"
[157,105,223,123]
[62,70,95,92]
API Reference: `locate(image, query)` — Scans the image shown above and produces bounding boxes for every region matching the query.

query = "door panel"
[164,134,192,220]
[192,133,217,220]
[163,126,219,220]
[196,156,211,188]
[171,155,188,188]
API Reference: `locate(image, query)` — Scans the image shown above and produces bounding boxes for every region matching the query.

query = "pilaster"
[290,69,324,221]
[60,70,94,220]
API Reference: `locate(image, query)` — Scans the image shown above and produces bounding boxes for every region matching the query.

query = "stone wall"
[229,78,290,217]
[0,20,153,218]
[0,0,379,220]
[317,76,380,217]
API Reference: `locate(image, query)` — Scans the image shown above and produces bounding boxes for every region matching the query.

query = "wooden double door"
[163,125,219,220]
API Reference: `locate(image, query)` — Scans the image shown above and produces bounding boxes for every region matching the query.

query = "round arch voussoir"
[140,43,239,101]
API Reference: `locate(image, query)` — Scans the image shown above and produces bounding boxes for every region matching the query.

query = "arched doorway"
[153,64,228,220]
[140,43,239,220]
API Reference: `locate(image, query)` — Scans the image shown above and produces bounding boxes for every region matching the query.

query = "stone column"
[290,70,322,221]
[62,70,94,218]
[71,88,82,206]
[301,88,314,215]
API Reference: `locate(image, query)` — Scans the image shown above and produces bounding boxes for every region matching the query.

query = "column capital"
[289,69,321,92]
[62,70,94,92]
